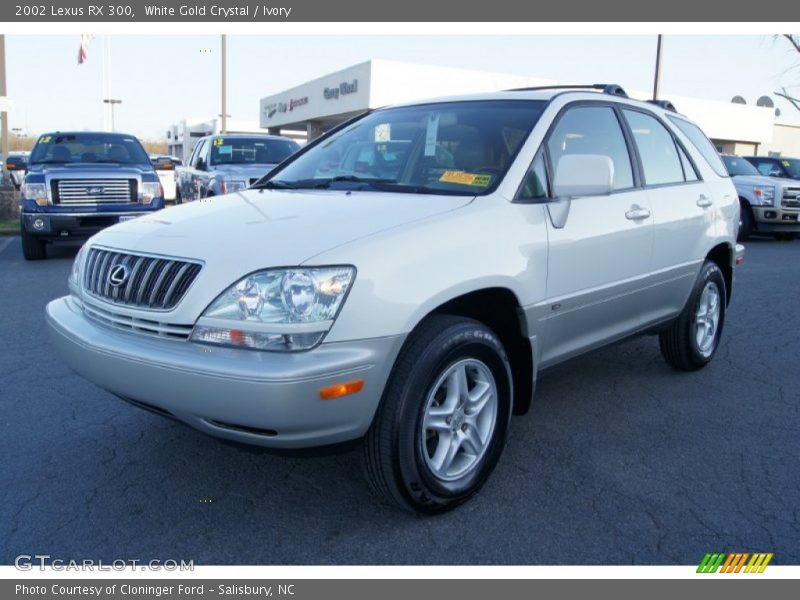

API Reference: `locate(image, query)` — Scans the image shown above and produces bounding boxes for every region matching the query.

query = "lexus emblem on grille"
[108,264,130,287]
[87,186,105,195]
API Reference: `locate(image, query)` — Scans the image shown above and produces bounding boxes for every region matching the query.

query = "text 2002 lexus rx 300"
[47,85,743,513]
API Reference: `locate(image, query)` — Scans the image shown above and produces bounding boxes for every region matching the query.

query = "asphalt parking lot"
[1,235,798,566]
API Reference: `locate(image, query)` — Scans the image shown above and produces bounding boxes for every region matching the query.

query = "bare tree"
[776,34,800,111]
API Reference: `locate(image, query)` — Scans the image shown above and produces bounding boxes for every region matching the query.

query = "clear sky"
[6,34,800,140]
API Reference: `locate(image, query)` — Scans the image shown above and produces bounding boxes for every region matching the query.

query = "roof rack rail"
[647,99,677,112]
[506,83,629,98]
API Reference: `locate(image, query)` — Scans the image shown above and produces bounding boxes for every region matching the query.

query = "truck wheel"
[21,227,47,261]
[362,315,513,514]
[737,200,753,241]
[659,261,726,371]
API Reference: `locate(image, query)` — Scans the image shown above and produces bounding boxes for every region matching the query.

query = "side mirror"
[552,154,614,198]
[196,159,206,171]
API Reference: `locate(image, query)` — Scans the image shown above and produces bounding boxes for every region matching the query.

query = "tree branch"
[775,88,800,112]
[783,34,800,54]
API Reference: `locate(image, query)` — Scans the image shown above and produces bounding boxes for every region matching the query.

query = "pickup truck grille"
[83,248,202,310]
[53,179,137,205]
[782,187,800,208]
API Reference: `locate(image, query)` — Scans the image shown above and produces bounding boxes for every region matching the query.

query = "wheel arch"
[426,287,535,416]
[706,243,733,305]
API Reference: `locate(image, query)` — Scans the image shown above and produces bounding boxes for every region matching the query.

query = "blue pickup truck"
[19,131,165,260]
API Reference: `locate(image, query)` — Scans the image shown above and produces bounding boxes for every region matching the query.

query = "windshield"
[260,100,547,195]
[780,158,800,178]
[723,155,760,177]
[29,133,150,165]
[209,137,300,166]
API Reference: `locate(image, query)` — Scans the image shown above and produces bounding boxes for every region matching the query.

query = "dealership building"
[258,59,800,157]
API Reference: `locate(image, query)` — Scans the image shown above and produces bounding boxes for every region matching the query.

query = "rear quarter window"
[667,115,728,178]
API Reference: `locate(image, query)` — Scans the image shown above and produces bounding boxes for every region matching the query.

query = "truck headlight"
[753,186,775,206]
[142,182,162,204]
[190,266,355,352]
[22,183,49,206]
[222,180,247,194]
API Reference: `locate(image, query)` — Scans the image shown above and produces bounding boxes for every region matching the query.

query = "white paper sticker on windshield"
[424,114,440,157]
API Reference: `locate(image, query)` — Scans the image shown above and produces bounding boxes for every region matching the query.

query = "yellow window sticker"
[213,138,225,146]
[439,171,492,187]
[39,136,51,144]
[782,160,791,168]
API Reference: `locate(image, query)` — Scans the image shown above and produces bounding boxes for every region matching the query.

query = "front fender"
[310,199,550,343]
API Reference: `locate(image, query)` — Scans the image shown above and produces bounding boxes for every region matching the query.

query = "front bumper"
[21,210,158,241]
[751,206,800,233]
[46,296,404,448]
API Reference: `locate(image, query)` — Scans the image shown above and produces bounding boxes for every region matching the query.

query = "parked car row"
[721,154,800,241]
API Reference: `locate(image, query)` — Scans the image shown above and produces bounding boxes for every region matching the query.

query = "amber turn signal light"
[319,379,364,400]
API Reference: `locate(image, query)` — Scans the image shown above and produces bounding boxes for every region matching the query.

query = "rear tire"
[361,315,513,514]
[20,226,47,261]
[737,200,753,241]
[659,261,726,371]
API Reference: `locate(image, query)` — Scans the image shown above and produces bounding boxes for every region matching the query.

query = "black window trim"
[618,104,705,190]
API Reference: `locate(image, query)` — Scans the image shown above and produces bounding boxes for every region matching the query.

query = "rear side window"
[547,106,634,191]
[623,109,684,185]
[667,115,727,177]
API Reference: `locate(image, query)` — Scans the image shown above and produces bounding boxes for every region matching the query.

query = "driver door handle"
[696,194,713,208]
[625,205,651,221]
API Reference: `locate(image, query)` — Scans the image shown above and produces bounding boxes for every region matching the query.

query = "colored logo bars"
[697,552,773,573]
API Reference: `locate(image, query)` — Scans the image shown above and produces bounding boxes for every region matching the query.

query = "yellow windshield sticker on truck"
[39,136,51,144]
[439,170,492,187]
[783,160,791,168]
[213,138,225,146]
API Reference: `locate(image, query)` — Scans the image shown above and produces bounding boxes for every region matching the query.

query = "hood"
[212,163,275,180]
[91,188,473,275]
[27,163,154,177]
[732,174,798,188]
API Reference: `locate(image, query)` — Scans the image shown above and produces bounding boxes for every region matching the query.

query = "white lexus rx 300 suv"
[47,85,743,513]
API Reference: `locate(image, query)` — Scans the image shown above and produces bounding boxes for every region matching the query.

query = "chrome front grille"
[83,248,202,310]
[782,187,800,208]
[82,299,194,340]
[54,178,136,205]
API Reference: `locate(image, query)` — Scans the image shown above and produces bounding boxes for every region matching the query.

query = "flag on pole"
[78,34,94,65]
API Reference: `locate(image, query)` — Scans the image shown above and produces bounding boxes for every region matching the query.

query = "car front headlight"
[68,244,88,294]
[753,186,775,206]
[22,182,49,206]
[190,266,355,352]
[142,182,162,204]
[222,180,247,194]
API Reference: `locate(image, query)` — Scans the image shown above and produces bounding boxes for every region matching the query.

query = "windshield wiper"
[255,179,297,190]
[297,176,401,190]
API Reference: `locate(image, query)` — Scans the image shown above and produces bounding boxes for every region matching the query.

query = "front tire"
[361,315,513,514]
[659,261,726,371]
[20,226,47,261]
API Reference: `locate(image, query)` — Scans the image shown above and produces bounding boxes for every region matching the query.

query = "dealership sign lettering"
[324,79,359,100]
[264,96,309,119]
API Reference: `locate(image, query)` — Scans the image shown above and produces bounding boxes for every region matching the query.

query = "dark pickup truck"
[19,131,165,260]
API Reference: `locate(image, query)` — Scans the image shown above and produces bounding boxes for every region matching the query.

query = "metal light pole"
[103,98,122,132]
[653,35,663,100]
[221,34,227,134]
[0,35,9,184]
